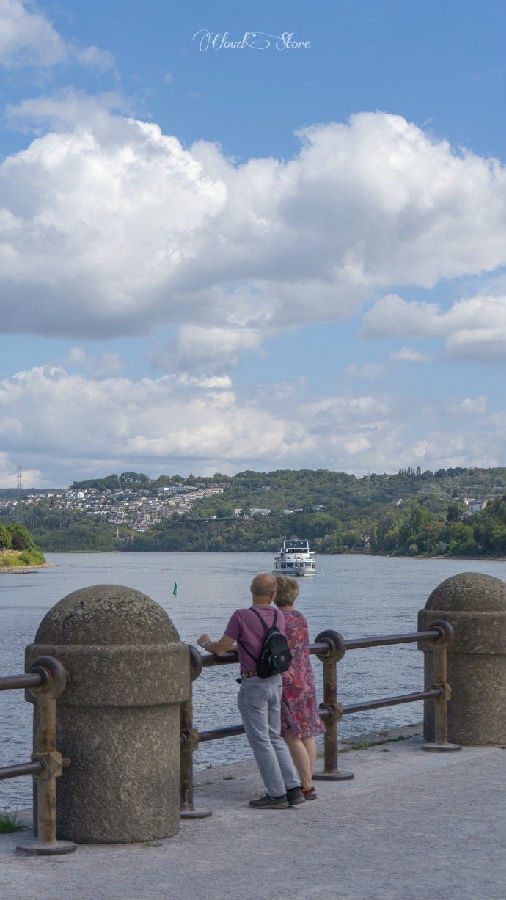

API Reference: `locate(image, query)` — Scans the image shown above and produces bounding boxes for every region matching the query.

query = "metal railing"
[0,656,76,855]
[180,618,460,817]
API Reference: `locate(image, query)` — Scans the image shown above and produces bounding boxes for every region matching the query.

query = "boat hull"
[273,539,316,576]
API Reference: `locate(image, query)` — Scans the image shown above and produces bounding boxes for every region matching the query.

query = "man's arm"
[197,633,236,656]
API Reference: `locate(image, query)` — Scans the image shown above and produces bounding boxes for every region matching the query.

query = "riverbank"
[2,727,504,900]
[0,563,52,574]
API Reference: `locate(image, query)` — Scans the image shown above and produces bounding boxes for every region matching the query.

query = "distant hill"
[2,466,505,557]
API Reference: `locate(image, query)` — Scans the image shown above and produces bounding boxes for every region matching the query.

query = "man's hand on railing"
[197,633,236,656]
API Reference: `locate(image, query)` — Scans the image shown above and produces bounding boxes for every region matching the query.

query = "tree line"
[3,466,503,557]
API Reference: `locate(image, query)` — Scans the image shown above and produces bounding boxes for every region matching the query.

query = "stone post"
[418,572,506,745]
[25,585,189,843]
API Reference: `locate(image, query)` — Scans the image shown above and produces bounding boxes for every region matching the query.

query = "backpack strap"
[236,608,277,666]
[249,606,277,630]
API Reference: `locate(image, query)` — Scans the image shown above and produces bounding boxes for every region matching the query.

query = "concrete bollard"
[418,572,506,745]
[25,584,189,843]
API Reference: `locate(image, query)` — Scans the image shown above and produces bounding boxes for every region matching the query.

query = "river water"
[1,551,504,809]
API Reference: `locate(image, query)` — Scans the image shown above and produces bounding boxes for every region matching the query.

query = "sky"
[0,0,504,488]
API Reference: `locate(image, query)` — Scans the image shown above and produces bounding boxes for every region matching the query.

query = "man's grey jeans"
[237,674,300,798]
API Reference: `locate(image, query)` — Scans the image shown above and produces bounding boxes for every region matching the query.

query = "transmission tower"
[17,465,23,495]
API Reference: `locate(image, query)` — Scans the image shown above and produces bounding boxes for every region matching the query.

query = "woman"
[275,574,324,800]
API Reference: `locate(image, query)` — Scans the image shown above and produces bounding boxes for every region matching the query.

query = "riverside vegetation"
[1,467,504,558]
[0,522,46,569]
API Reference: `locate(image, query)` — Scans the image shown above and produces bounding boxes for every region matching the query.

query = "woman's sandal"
[302,786,317,800]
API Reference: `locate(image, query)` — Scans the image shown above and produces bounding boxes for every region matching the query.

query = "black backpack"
[238,607,292,678]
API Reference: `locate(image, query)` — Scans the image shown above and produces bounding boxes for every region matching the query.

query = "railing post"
[17,656,77,855]
[180,645,212,819]
[422,621,461,752]
[312,630,354,781]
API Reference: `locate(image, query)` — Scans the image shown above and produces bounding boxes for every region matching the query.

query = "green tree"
[0,522,12,549]
[8,524,34,550]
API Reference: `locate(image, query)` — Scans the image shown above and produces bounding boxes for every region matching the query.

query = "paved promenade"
[1,728,505,900]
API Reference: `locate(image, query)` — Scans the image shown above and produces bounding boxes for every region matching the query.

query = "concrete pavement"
[1,727,505,900]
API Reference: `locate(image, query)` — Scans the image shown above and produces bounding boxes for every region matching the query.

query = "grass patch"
[0,549,46,569]
[0,810,27,833]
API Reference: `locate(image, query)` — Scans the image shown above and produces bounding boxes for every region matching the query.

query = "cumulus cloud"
[388,347,431,363]
[155,325,262,372]
[0,107,503,345]
[74,45,115,72]
[445,396,488,415]
[0,0,114,70]
[0,0,67,67]
[66,347,124,376]
[0,366,503,485]
[344,363,387,379]
[361,291,505,364]
[445,329,504,364]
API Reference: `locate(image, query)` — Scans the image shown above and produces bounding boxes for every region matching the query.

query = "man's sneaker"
[249,793,289,809]
[286,786,305,807]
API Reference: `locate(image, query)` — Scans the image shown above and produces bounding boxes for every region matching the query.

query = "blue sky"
[0,0,504,487]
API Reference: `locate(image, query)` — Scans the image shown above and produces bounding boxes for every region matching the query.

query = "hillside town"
[0,483,494,535]
[0,485,228,533]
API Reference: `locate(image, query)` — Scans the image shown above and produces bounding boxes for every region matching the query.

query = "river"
[1,551,504,809]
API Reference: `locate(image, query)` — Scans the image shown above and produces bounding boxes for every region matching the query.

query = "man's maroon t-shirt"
[225,605,286,674]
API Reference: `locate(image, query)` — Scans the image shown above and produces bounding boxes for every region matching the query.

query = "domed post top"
[25,584,190,845]
[418,572,506,747]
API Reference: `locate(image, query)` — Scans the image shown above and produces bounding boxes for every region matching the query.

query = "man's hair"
[250,573,277,597]
[274,575,299,608]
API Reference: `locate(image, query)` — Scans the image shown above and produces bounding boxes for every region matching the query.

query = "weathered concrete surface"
[1,728,505,900]
[418,572,506,745]
[25,585,189,843]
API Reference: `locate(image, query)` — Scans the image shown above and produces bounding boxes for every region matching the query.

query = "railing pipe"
[179,646,211,819]
[342,688,443,715]
[421,620,461,752]
[0,672,45,692]
[0,760,45,780]
[15,656,77,855]
[198,724,245,743]
[344,629,441,650]
[312,630,354,781]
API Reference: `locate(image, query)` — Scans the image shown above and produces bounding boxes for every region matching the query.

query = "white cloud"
[74,45,115,72]
[0,366,503,485]
[0,108,503,346]
[388,347,431,363]
[445,329,504,363]
[445,396,488,415]
[345,362,387,379]
[0,0,68,67]
[66,347,125,376]
[6,89,129,133]
[361,291,505,364]
[155,325,262,372]
[0,0,114,71]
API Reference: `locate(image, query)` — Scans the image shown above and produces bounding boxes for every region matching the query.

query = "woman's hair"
[274,574,299,608]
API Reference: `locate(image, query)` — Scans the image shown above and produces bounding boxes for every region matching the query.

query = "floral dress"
[280,608,325,739]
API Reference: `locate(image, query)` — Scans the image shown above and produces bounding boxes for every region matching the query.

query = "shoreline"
[0,563,53,574]
[30,548,506,561]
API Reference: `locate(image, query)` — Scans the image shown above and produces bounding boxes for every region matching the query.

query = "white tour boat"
[273,539,316,576]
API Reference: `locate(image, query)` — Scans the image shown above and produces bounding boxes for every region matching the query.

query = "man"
[197,572,304,810]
